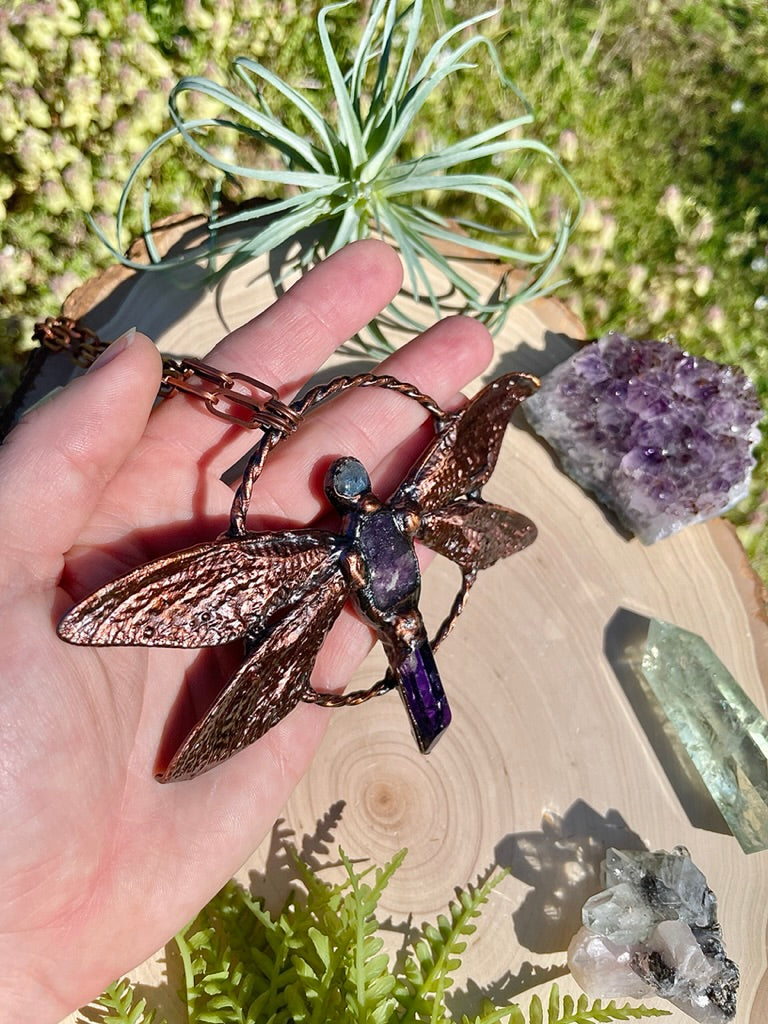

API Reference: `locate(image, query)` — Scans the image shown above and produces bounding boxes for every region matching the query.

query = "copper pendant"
[58,372,539,781]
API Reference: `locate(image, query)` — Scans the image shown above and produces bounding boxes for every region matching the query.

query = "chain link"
[34,316,303,435]
[33,316,105,367]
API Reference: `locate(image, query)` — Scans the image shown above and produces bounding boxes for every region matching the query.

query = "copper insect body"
[58,372,539,781]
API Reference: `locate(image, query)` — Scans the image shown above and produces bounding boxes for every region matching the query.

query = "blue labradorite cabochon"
[329,457,371,499]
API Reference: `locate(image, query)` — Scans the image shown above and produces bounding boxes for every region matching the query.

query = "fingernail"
[87,327,136,373]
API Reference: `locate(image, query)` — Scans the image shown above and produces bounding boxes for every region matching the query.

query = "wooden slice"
[57,232,767,1024]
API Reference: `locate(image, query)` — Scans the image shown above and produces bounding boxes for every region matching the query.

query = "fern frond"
[81,847,671,1024]
[82,977,163,1024]
[563,998,672,1022]
[338,847,405,1024]
[174,880,302,1024]
[463,984,671,1024]
[461,997,525,1024]
[543,984,671,1024]
[397,868,507,1023]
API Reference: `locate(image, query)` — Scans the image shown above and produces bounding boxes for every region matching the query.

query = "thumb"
[0,329,162,583]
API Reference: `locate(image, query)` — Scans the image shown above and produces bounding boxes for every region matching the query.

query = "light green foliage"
[85,976,162,1023]
[98,0,579,352]
[169,848,410,1024]
[0,0,328,386]
[462,985,671,1023]
[80,846,668,1024]
[1,0,170,365]
[395,867,502,1023]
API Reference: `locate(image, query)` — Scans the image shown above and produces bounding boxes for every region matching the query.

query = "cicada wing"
[160,564,349,781]
[418,499,537,571]
[58,531,344,648]
[394,373,538,511]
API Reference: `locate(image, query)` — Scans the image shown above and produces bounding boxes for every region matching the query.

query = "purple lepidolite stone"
[523,332,762,543]
[397,640,452,753]
[358,510,420,611]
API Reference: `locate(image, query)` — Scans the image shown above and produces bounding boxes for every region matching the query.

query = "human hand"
[0,240,493,1020]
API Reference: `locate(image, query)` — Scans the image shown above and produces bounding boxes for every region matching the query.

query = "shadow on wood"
[495,801,645,955]
[446,961,570,1020]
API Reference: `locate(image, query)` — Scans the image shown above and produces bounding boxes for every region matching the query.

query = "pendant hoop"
[228,373,448,537]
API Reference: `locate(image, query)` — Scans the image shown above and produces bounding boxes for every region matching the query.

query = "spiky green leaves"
[83,976,162,1024]
[97,0,581,350]
[82,846,669,1024]
[462,986,672,1024]
[397,869,504,1024]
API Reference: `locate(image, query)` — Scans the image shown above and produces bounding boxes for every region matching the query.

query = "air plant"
[97,0,582,352]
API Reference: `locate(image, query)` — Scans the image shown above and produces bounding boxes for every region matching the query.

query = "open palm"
[0,241,493,1020]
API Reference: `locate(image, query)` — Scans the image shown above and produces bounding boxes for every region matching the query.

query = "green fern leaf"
[335,846,405,1024]
[81,840,672,1024]
[463,986,671,1024]
[528,994,544,1024]
[549,985,564,1020]
[462,1002,526,1024]
[548,989,672,1023]
[84,978,163,1024]
[604,1000,672,1021]
[308,926,332,971]
[398,868,507,1023]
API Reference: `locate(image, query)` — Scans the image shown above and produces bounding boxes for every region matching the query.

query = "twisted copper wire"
[228,372,447,536]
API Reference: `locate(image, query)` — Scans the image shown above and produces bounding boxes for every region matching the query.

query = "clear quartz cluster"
[568,846,739,1023]
[523,333,762,543]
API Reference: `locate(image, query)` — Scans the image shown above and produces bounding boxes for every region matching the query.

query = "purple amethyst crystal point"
[523,333,763,543]
[397,641,452,753]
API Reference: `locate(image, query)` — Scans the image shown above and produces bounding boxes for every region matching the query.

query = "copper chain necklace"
[24,316,539,782]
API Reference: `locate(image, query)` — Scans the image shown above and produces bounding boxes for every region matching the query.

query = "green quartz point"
[642,618,768,854]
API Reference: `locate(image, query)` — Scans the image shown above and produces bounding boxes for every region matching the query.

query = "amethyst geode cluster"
[523,333,762,543]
